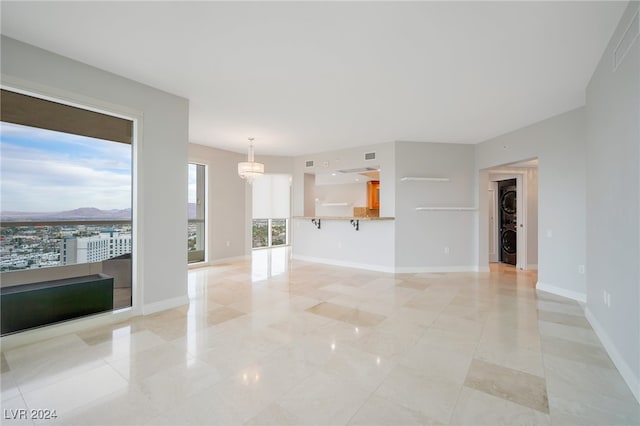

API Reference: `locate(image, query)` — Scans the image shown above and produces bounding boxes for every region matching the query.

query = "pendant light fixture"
[237,137,264,184]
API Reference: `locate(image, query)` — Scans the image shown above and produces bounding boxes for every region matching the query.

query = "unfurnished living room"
[0,1,639,425]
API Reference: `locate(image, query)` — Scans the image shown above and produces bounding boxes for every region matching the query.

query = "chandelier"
[237,137,264,184]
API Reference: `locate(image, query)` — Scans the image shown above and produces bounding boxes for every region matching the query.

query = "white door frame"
[489,172,527,270]
[488,182,499,263]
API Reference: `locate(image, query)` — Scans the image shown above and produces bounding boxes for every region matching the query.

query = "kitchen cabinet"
[367,180,380,210]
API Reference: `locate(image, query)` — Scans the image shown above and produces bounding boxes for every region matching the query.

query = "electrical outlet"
[546,229,553,238]
[603,290,607,305]
[338,241,342,249]
[607,292,611,307]
[226,241,230,247]
[578,265,585,274]
[444,247,450,254]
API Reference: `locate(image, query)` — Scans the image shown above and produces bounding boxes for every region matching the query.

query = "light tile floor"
[1,248,639,425]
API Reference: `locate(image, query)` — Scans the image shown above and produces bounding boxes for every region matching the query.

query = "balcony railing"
[1,220,134,322]
[188,219,205,263]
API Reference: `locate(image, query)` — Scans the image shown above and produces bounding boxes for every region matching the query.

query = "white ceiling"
[1,1,627,156]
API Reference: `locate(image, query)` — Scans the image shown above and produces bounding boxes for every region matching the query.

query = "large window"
[251,174,290,249]
[188,163,206,263]
[251,218,288,249]
[0,89,133,334]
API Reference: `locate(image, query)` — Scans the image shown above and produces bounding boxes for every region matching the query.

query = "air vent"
[364,152,376,160]
[614,10,639,71]
[337,167,378,174]
[305,160,314,168]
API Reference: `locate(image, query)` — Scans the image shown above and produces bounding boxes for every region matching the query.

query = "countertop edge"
[292,216,395,221]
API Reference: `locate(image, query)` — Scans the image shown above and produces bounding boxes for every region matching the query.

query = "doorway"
[486,158,538,270]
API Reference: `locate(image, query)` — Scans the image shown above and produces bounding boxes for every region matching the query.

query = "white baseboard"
[536,281,586,303]
[143,295,189,315]
[527,264,538,270]
[394,265,481,273]
[293,256,484,274]
[292,255,395,273]
[585,308,640,404]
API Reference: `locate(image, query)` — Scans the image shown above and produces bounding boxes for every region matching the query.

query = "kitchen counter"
[293,216,394,221]
[291,215,395,272]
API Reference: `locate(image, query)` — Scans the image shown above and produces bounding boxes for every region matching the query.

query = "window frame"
[0,83,142,325]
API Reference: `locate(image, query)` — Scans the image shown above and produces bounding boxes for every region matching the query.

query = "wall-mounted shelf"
[320,202,350,207]
[415,207,476,211]
[400,177,450,182]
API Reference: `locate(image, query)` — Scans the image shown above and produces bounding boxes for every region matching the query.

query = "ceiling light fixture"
[238,137,264,184]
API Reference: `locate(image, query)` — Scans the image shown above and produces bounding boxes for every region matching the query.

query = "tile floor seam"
[449,293,492,426]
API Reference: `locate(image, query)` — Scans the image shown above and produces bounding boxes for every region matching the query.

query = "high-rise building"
[60,229,131,265]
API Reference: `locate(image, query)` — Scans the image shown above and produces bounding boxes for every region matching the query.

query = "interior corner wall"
[188,143,248,263]
[585,1,640,401]
[1,36,189,311]
[475,107,587,300]
[394,141,476,271]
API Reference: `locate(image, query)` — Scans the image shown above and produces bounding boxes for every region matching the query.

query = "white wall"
[189,145,294,262]
[314,183,367,217]
[476,108,586,301]
[189,143,247,263]
[394,141,477,271]
[291,142,395,269]
[526,168,539,267]
[585,1,639,401]
[1,36,189,312]
[292,142,396,217]
[292,218,395,272]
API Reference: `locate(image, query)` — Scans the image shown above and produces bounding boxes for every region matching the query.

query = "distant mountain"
[1,207,132,222]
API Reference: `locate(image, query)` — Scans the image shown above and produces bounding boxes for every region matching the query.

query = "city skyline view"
[0,122,132,213]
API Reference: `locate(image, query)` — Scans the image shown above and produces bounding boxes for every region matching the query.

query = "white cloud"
[1,123,132,212]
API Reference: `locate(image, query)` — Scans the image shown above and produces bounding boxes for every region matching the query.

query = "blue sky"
[0,122,132,212]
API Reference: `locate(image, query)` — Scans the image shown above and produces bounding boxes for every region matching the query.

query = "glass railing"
[188,219,205,263]
[1,220,134,334]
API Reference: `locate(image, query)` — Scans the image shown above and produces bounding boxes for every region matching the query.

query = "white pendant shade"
[238,137,264,184]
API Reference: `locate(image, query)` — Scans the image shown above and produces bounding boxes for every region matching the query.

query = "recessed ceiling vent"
[614,10,639,70]
[337,166,378,174]
[305,160,314,168]
[364,152,376,160]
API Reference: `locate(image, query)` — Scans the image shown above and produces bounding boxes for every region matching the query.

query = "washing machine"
[498,179,517,265]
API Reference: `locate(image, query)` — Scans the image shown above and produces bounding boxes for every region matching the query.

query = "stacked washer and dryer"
[498,179,517,265]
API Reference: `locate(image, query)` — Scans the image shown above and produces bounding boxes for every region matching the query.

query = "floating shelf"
[400,177,450,182]
[415,207,476,211]
[320,202,350,207]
